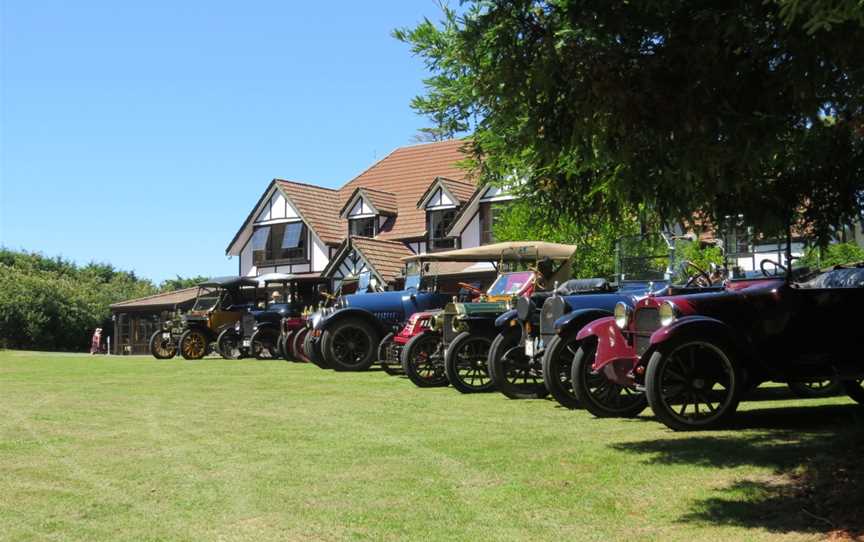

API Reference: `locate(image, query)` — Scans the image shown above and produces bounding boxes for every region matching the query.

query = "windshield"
[404,274,421,290]
[192,287,221,311]
[617,234,674,282]
[487,271,534,296]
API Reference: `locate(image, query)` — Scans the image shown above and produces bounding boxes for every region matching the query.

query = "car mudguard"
[316,307,389,336]
[553,308,613,336]
[494,309,518,330]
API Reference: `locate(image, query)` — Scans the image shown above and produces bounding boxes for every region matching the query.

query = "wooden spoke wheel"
[402,332,447,388]
[149,330,177,360]
[541,334,582,409]
[444,332,495,394]
[179,329,209,360]
[572,340,646,418]
[490,329,547,399]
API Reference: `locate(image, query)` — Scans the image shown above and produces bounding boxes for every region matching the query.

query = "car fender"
[639,315,746,375]
[495,309,518,330]
[554,308,613,336]
[316,307,388,336]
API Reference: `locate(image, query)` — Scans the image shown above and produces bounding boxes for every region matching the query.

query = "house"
[225,140,513,290]
[109,287,198,355]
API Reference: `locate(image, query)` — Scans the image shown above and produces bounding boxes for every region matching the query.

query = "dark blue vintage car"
[490,233,718,406]
[305,270,457,371]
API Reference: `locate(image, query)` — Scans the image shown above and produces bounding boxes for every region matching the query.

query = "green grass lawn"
[1,350,862,541]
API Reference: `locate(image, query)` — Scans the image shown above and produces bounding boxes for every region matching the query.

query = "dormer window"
[418,179,468,252]
[349,216,376,238]
[428,208,457,251]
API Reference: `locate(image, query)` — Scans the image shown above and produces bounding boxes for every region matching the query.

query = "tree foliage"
[395,1,864,245]
[0,249,206,351]
[798,240,864,267]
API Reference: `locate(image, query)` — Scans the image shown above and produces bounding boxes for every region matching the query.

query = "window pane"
[282,222,303,248]
[350,217,374,238]
[428,209,457,250]
[252,226,271,263]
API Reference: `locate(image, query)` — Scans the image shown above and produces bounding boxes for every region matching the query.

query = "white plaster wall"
[460,212,480,249]
[311,233,328,272]
[240,240,255,276]
[271,191,286,219]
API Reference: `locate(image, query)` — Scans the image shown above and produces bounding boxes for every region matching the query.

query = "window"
[349,217,376,238]
[428,208,457,251]
[252,222,308,265]
[479,202,507,245]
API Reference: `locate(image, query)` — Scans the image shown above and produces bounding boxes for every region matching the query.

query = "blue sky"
[0,0,446,283]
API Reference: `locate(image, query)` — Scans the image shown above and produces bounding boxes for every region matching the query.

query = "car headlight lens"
[659,301,678,327]
[614,302,631,329]
[234,321,241,331]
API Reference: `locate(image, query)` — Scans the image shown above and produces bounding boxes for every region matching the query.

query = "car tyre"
[402,331,447,388]
[787,379,843,398]
[321,317,379,372]
[843,379,864,404]
[302,329,327,367]
[489,329,548,399]
[292,328,312,364]
[645,340,742,431]
[149,329,177,360]
[216,328,243,360]
[179,329,209,360]
[572,339,646,418]
[444,332,495,394]
[250,328,279,360]
[541,334,581,409]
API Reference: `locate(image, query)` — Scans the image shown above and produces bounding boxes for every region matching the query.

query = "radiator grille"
[633,307,660,356]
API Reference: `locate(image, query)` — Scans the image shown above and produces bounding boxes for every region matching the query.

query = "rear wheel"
[843,379,864,404]
[402,332,447,388]
[216,328,243,360]
[787,379,843,398]
[250,328,279,360]
[645,340,742,431]
[321,317,379,371]
[444,332,495,394]
[541,334,581,409]
[179,329,209,360]
[149,330,176,360]
[490,330,548,399]
[572,340,646,418]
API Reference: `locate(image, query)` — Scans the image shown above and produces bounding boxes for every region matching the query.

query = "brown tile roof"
[339,187,398,217]
[339,139,475,240]
[110,287,198,310]
[438,177,477,204]
[275,179,345,245]
[350,237,415,284]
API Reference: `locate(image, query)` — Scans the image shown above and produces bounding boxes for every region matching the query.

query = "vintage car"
[305,267,465,371]
[493,233,705,405]
[394,242,577,393]
[575,260,864,430]
[214,273,296,360]
[175,276,260,360]
[285,280,349,363]
[148,310,185,360]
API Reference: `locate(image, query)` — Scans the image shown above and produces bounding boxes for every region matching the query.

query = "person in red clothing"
[90,328,102,354]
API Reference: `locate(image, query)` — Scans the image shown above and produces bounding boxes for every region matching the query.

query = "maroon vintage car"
[574,263,864,430]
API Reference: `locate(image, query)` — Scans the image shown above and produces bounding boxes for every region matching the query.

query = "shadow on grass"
[612,404,864,538]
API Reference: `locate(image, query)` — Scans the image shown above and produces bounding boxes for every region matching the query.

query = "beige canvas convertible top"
[402,241,577,263]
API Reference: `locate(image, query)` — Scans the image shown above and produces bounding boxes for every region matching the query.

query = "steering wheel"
[458,282,484,295]
[760,259,788,277]
[683,261,712,287]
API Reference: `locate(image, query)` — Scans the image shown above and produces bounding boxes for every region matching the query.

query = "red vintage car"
[574,263,864,430]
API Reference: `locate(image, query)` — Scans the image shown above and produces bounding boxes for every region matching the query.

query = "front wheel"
[250,328,279,360]
[302,329,326,367]
[541,334,581,409]
[149,330,177,360]
[179,329,209,360]
[645,340,742,431]
[489,330,547,399]
[216,328,243,360]
[292,328,312,364]
[787,379,843,398]
[321,318,379,371]
[572,340,646,418]
[844,379,864,404]
[444,332,495,394]
[402,332,447,388]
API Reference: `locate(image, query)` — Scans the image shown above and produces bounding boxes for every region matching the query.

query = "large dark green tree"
[396,1,864,244]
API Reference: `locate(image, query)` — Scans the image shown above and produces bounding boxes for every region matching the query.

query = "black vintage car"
[174,276,260,360]
[215,273,296,360]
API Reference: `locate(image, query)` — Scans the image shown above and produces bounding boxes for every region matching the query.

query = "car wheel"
[490,329,547,399]
[321,318,379,372]
[378,332,403,375]
[292,328,312,364]
[402,331,447,388]
[843,379,864,404]
[645,340,742,431]
[216,328,243,360]
[541,334,581,409]
[149,330,176,360]
[179,329,209,360]
[444,332,495,394]
[303,329,328,367]
[572,339,646,418]
[787,379,843,398]
[250,328,279,360]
